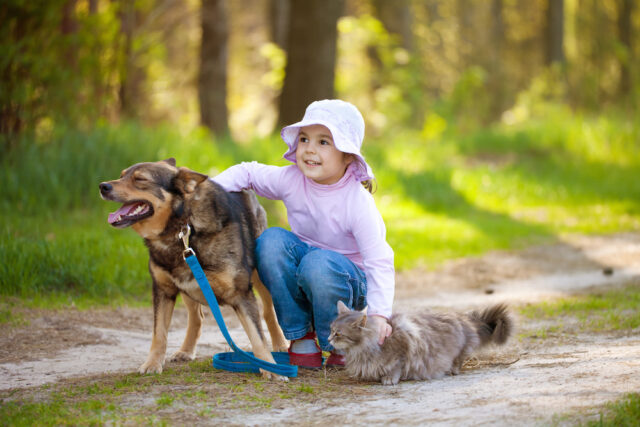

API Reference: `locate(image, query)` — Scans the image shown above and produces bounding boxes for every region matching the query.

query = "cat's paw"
[381,376,399,386]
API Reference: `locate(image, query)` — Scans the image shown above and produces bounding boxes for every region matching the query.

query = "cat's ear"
[358,307,368,326]
[359,314,367,327]
[337,300,350,314]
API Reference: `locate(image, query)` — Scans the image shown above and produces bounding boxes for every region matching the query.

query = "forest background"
[1,0,639,306]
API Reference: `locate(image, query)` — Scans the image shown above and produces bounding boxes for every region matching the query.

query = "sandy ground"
[1,232,640,425]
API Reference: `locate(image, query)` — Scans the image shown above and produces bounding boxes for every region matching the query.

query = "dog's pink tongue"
[108,203,139,224]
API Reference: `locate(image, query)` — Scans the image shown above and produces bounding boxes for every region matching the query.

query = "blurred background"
[2,0,638,140]
[1,0,639,306]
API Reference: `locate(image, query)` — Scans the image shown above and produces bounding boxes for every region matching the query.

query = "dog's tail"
[469,303,513,346]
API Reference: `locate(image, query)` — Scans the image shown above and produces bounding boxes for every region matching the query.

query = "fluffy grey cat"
[329,301,514,385]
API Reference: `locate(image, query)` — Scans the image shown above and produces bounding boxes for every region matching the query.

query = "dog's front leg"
[168,292,203,362]
[139,282,177,374]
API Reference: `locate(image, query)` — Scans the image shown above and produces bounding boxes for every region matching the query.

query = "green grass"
[0,359,356,425]
[519,284,640,425]
[586,393,640,427]
[0,395,118,427]
[520,283,640,333]
[1,110,639,306]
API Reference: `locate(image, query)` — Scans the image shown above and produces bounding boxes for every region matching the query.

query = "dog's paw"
[271,338,289,353]
[272,343,289,353]
[168,350,196,363]
[260,369,289,382]
[139,359,164,374]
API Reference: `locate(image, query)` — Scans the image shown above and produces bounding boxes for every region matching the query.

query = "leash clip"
[183,247,195,259]
[178,224,194,259]
[178,224,191,249]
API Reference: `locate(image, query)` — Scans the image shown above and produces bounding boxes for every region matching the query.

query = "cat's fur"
[329,301,514,385]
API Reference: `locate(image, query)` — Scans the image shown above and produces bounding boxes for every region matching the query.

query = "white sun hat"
[281,99,374,182]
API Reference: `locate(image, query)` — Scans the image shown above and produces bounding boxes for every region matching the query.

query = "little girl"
[213,99,394,368]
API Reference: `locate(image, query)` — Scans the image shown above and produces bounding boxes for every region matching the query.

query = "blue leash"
[179,225,298,378]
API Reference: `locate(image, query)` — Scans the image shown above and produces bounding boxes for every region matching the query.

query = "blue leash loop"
[179,225,297,378]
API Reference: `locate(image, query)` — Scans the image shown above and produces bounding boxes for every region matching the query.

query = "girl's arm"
[212,161,288,200]
[350,195,395,319]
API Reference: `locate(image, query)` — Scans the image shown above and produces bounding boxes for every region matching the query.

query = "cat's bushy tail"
[469,303,513,346]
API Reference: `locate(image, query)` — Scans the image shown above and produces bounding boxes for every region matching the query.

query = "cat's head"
[329,301,372,350]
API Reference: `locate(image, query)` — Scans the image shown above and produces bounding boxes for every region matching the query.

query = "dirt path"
[2,232,640,425]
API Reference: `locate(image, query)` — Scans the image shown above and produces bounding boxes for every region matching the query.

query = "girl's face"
[295,124,353,185]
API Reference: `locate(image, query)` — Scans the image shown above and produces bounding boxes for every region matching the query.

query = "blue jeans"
[255,227,367,351]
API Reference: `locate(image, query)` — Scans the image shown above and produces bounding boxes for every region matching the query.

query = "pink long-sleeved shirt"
[212,162,395,318]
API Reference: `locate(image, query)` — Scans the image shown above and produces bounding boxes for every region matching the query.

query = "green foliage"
[0,358,353,424]
[1,109,639,305]
[374,109,640,268]
[0,213,150,306]
[432,66,492,130]
[156,393,174,408]
[520,284,640,332]
[0,396,116,427]
[586,393,640,427]
[337,14,425,132]
[0,1,124,137]
[0,123,289,305]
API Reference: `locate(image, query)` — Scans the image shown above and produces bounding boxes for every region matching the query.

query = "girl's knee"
[297,250,348,292]
[256,227,292,256]
[298,250,334,276]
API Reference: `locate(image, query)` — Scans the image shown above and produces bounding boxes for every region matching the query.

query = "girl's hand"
[369,315,392,345]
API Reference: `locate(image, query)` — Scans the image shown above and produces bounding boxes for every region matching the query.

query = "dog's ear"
[173,167,208,194]
[162,158,177,167]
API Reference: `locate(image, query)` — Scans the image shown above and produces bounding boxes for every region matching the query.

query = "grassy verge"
[1,110,639,307]
[519,282,640,335]
[519,284,640,426]
[585,393,640,427]
[0,360,372,425]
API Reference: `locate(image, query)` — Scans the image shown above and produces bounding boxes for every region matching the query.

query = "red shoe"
[288,332,322,369]
[326,351,345,367]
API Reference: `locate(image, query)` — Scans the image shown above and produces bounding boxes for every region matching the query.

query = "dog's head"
[99,158,208,239]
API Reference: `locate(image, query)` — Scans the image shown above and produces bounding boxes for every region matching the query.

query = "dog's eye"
[134,175,147,182]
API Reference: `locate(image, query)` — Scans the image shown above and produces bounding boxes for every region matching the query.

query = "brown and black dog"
[99,158,288,379]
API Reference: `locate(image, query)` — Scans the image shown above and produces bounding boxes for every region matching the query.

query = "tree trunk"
[488,0,505,118]
[0,8,27,139]
[545,0,564,65]
[372,0,412,51]
[457,0,473,68]
[268,0,290,49]
[89,0,98,14]
[618,0,633,97]
[118,0,146,119]
[277,0,344,127]
[199,0,229,136]
[61,0,77,68]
